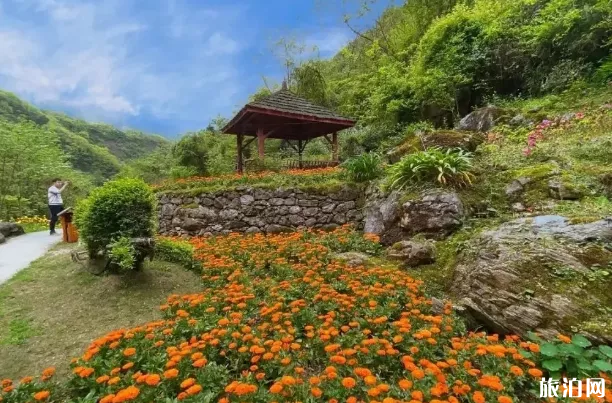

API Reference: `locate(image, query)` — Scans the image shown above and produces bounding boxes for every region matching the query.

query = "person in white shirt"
[48,178,69,235]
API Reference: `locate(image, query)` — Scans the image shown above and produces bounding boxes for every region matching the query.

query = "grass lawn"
[0,243,203,381]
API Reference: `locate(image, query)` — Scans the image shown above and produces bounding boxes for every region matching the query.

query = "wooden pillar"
[332,132,338,162]
[236,134,244,173]
[298,139,303,169]
[257,127,265,159]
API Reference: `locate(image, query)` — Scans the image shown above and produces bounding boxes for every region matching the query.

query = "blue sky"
[0,0,391,138]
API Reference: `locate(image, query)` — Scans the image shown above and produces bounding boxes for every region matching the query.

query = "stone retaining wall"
[157,186,365,236]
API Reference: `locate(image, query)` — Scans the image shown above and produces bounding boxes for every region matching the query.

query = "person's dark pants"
[49,204,63,233]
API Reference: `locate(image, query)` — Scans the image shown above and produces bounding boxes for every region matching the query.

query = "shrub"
[155,237,201,271]
[387,147,474,190]
[75,178,155,260]
[341,152,384,182]
[107,237,136,272]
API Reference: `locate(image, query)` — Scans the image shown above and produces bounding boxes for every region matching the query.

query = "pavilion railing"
[239,159,340,172]
[283,159,339,170]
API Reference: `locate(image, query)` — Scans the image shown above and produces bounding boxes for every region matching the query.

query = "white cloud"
[305,27,352,57]
[0,0,247,130]
[205,32,240,56]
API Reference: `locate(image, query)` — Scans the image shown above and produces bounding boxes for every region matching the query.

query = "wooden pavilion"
[222,82,356,173]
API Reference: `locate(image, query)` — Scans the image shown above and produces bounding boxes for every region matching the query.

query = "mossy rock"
[451,217,612,343]
[387,130,484,162]
[505,163,560,207]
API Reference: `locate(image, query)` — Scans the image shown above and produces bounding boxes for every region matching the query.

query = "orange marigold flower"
[558,334,571,343]
[192,358,207,368]
[411,369,425,380]
[509,366,523,376]
[341,377,356,388]
[100,394,115,403]
[398,379,413,390]
[123,347,136,357]
[145,374,160,386]
[186,384,202,395]
[498,396,513,403]
[33,390,50,401]
[96,375,110,384]
[180,378,196,389]
[473,391,486,403]
[311,387,323,397]
[528,368,543,378]
[164,369,179,379]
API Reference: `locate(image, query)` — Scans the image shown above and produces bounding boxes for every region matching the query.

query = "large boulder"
[363,189,464,244]
[386,240,435,268]
[333,252,372,267]
[400,191,464,238]
[452,215,612,343]
[363,189,403,245]
[0,222,25,238]
[457,106,505,132]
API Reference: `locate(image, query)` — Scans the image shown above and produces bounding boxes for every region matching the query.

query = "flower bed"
[153,167,344,194]
[1,227,611,402]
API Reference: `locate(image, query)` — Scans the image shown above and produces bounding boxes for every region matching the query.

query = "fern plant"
[342,152,384,182]
[387,147,474,190]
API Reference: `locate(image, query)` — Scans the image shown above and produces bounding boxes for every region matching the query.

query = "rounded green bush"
[75,178,155,257]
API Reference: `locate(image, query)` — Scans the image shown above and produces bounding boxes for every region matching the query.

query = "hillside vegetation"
[0,90,168,180]
[154,0,612,180]
[0,90,169,219]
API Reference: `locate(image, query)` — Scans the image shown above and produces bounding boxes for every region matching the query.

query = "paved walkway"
[0,230,62,284]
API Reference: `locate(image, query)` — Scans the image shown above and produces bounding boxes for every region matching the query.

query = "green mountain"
[0,89,169,181]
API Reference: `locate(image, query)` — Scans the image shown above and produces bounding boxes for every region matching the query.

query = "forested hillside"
[0,90,169,220]
[278,0,612,144]
[0,90,168,180]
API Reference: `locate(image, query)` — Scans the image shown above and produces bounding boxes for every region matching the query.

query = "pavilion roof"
[222,88,356,140]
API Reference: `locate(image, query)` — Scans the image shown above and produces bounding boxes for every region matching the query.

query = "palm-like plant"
[342,152,384,182]
[387,147,474,190]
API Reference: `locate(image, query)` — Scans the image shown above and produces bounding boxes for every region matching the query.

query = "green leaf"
[542,359,563,371]
[571,334,592,348]
[540,343,559,357]
[559,343,583,356]
[526,331,542,342]
[599,345,612,358]
[593,360,612,373]
[577,360,593,371]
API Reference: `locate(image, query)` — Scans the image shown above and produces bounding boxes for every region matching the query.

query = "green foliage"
[118,145,177,184]
[107,237,137,272]
[527,332,612,378]
[594,57,612,83]
[172,132,210,175]
[75,178,155,257]
[274,0,612,130]
[155,168,348,195]
[172,130,237,177]
[387,147,474,190]
[342,152,384,182]
[155,238,201,272]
